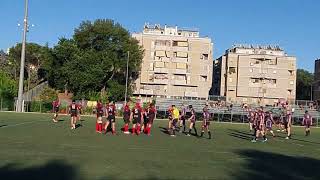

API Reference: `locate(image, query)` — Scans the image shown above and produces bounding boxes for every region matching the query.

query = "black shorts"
[305,121,311,128]
[54,107,59,113]
[123,115,130,124]
[108,115,115,123]
[202,120,210,127]
[133,118,141,124]
[71,113,77,117]
[172,118,178,126]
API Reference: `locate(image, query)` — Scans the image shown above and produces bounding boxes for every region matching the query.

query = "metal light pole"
[124,51,130,104]
[16,0,29,112]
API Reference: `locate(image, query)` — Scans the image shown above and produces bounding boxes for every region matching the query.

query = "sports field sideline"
[0,112,320,180]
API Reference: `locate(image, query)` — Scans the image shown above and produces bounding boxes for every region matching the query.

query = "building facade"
[214,45,296,105]
[313,59,320,102]
[132,24,213,99]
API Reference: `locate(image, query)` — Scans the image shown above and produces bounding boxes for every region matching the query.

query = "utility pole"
[16,0,29,112]
[124,51,130,104]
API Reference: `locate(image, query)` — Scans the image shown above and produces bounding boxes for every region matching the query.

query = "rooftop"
[226,44,286,56]
[141,23,200,38]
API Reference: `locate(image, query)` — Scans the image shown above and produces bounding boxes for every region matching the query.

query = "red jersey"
[52,100,60,108]
[123,105,131,120]
[147,106,156,120]
[69,103,78,114]
[132,106,142,120]
[106,104,116,116]
[96,102,104,116]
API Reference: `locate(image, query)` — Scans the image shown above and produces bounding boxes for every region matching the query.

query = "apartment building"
[132,24,213,99]
[214,45,296,105]
[313,59,320,102]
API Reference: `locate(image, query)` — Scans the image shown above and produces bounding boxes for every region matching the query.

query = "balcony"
[172,46,189,52]
[173,80,187,85]
[172,57,189,63]
[154,68,169,73]
[153,79,169,84]
[139,89,154,95]
[172,69,189,74]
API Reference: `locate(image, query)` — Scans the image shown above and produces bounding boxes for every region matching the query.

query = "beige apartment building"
[214,45,296,105]
[132,24,213,99]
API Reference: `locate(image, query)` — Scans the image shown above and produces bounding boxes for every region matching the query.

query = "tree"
[47,19,143,101]
[0,70,17,107]
[7,43,53,88]
[296,69,314,100]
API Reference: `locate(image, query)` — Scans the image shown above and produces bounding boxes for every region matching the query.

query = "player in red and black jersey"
[76,103,82,125]
[96,100,104,133]
[104,102,117,135]
[130,103,143,135]
[302,110,313,136]
[144,103,157,135]
[69,100,78,130]
[122,102,131,134]
[200,104,211,139]
[251,107,267,142]
[52,98,60,123]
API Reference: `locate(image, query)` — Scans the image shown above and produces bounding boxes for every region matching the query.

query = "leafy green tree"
[7,43,53,88]
[47,19,143,101]
[39,87,58,103]
[0,70,17,101]
[296,69,314,100]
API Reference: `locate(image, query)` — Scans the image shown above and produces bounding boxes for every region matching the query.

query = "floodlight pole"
[124,51,130,104]
[17,0,29,112]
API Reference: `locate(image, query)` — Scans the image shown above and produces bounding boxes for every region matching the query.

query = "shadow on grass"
[0,160,82,180]
[228,129,253,140]
[0,125,7,128]
[159,126,170,135]
[234,150,320,180]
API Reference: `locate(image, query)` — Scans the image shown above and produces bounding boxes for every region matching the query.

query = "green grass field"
[0,112,320,180]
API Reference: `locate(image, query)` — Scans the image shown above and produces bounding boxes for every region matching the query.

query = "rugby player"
[200,104,211,139]
[122,102,131,134]
[104,102,117,135]
[186,105,198,137]
[264,111,275,137]
[95,100,104,133]
[285,106,293,139]
[179,103,187,133]
[251,107,267,142]
[130,102,143,135]
[302,110,312,136]
[145,103,156,136]
[52,98,60,123]
[170,105,180,137]
[69,100,78,130]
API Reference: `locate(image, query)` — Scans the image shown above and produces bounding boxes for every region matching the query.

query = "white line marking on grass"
[1,120,48,128]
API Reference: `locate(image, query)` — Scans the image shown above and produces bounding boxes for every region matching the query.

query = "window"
[270,79,276,85]
[229,67,236,74]
[176,63,187,69]
[201,54,209,60]
[290,80,294,85]
[269,59,277,65]
[173,41,188,47]
[251,78,260,83]
[155,51,165,57]
[288,70,294,76]
[200,76,207,82]
[176,52,188,58]
[155,62,165,68]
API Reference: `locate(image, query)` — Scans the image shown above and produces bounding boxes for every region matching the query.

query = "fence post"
[231,112,233,123]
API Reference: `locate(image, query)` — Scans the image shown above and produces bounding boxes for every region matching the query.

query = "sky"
[0,0,319,71]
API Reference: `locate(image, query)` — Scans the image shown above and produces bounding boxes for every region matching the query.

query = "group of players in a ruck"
[248,103,313,142]
[51,99,313,140]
